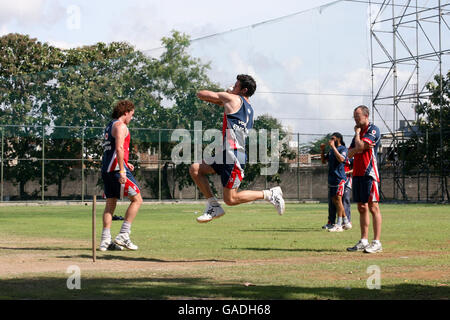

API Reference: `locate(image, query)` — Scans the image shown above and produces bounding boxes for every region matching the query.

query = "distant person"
[343,157,353,224]
[320,133,352,232]
[189,74,285,223]
[99,100,143,251]
[347,105,382,253]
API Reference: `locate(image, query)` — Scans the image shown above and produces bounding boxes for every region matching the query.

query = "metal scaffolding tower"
[369,0,450,201]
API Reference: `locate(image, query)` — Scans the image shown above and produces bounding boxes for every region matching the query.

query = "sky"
[1,0,448,146]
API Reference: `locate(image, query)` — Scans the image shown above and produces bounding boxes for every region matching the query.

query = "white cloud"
[46,40,83,49]
[0,0,65,28]
[0,25,8,37]
[0,0,46,24]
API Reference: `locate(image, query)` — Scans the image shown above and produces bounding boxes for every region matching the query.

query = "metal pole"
[42,125,45,202]
[92,194,96,263]
[297,133,300,201]
[158,130,161,201]
[369,0,375,122]
[438,0,444,201]
[426,129,429,202]
[1,127,3,202]
[82,127,85,203]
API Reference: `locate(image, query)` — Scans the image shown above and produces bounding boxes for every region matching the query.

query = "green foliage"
[240,114,296,189]
[0,31,294,199]
[300,133,333,154]
[397,70,449,199]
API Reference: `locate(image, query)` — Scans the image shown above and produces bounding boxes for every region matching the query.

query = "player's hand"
[320,143,326,151]
[328,138,336,148]
[128,163,134,171]
[119,172,127,184]
[354,126,361,135]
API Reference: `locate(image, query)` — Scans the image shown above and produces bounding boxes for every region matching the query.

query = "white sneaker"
[364,241,383,253]
[114,233,138,250]
[99,239,111,252]
[196,203,225,223]
[347,240,369,252]
[343,222,352,230]
[267,186,285,215]
[328,224,343,232]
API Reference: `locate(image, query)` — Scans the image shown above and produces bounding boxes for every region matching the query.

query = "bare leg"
[358,202,370,240]
[369,201,382,240]
[189,163,216,199]
[332,195,345,219]
[103,198,117,229]
[223,188,264,206]
[124,193,143,224]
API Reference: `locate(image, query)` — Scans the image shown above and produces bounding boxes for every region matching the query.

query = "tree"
[240,114,296,189]
[300,134,333,154]
[140,31,223,199]
[0,34,64,199]
[398,70,450,200]
[0,31,296,200]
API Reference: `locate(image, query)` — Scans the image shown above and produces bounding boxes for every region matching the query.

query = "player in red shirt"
[347,105,382,253]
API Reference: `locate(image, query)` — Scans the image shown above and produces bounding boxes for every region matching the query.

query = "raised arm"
[197,90,240,114]
[348,126,375,158]
[329,140,346,163]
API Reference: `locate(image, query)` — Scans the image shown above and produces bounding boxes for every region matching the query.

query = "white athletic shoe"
[328,224,344,232]
[343,222,353,230]
[114,233,138,250]
[267,186,285,215]
[99,239,111,252]
[347,240,369,252]
[196,203,225,223]
[364,241,383,253]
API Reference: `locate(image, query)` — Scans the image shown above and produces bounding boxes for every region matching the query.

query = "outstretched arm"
[197,90,238,114]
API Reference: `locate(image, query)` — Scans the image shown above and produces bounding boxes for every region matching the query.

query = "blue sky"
[1,0,448,145]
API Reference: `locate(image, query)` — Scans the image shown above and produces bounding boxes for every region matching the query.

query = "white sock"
[120,221,131,234]
[101,228,111,241]
[343,217,349,224]
[337,217,343,226]
[361,239,369,245]
[207,197,219,206]
[263,190,271,201]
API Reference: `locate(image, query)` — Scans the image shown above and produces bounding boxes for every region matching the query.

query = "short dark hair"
[354,105,370,117]
[237,74,256,97]
[112,100,135,119]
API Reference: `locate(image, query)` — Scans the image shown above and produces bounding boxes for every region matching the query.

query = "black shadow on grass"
[227,247,343,253]
[57,254,235,264]
[0,246,87,251]
[240,228,322,233]
[0,276,449,300]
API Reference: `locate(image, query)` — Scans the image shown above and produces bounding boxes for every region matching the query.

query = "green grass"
[0,202,449,300]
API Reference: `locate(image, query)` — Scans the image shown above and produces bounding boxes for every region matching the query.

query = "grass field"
[0,202,449,300]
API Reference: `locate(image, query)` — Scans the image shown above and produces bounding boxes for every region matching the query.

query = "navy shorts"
[102,170,140,199]
[353,176,379,203]
[329,180,346,197]
[210,162,245,189]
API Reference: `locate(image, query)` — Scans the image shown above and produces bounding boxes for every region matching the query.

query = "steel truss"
[369,0,450,201]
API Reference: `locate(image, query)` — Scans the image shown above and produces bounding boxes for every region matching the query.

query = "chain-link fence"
[0,124,447,203]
